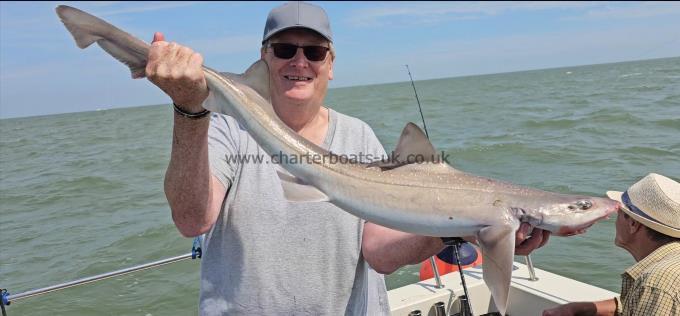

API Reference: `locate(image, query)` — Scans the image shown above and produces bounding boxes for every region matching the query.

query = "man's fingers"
[188,52,204,69]
[514,227,552,256]
[515,227,543,256]
[521,231,543,249]
[152,32,165,43]
[538,229,551,248]
[516,222,532,243]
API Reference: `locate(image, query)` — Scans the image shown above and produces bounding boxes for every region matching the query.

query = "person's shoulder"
[639,252,680,290]
[332,109,377,134]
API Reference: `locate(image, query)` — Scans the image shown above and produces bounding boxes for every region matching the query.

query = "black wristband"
[173,103,210,119]
[440,237,465,246]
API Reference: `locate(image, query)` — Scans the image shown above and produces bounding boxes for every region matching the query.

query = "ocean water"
[1,57,679,315]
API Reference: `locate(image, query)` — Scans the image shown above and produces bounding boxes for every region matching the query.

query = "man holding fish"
[154,2,550,314]
[56,1,619,315]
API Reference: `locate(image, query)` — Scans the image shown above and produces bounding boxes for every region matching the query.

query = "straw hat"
[607,173,680,238]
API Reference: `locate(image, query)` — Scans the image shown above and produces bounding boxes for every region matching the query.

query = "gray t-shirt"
[201,109,390,315]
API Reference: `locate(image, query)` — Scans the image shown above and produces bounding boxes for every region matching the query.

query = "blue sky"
[1,1,679,119]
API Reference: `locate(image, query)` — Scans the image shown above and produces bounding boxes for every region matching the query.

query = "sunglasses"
[269,43,330,62]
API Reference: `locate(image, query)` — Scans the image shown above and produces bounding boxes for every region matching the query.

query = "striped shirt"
[615,241,680,316]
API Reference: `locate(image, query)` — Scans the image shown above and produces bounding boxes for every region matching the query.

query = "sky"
[1,1,679,119]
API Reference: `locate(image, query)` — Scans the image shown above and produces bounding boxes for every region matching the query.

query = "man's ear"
[629,218,644,235]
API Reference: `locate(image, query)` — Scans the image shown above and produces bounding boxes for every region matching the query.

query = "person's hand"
[146,32,209,112]
[542,301,605,316]
[515,223,550,256]
[542,303,577,316]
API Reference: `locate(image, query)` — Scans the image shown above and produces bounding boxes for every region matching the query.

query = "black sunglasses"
[269,43,330,62]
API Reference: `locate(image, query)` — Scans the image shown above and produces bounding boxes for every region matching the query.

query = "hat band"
[622,191,659,223]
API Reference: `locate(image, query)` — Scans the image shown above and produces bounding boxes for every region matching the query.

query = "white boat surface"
[387,261,618,316]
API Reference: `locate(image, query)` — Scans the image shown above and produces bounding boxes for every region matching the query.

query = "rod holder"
[525,255,539,281]
[429,256,444,289]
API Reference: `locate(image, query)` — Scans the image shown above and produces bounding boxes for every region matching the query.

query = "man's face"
[262,29,334,107]
[614,209,639,251]
[614,209,627,248]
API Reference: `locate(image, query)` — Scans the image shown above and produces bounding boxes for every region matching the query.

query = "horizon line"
[2,55,678,120]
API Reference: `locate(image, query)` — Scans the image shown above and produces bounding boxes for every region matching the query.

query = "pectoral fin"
[276,166,329,203]
[476,222,518,315]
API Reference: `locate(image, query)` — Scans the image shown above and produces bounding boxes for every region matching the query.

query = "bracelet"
[173,102,211,119]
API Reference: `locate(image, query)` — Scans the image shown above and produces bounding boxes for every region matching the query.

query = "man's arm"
[542,298,618,316]
[362,222,550,274]
[164,117,226,237]
[146,32,224,237]
[362,222,445,274]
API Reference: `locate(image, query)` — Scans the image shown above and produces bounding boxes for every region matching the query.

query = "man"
[149,2,548,314]
[543,173,680,316]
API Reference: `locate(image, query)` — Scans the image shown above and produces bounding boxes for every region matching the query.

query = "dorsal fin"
[367,122,439,170]
[394,122,437,159]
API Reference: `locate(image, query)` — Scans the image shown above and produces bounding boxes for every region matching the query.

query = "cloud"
[346,2,606,27]
[345,2,680,28]
[64,1,202,16]
[186,35,262,56]
[573,2,680,20]
[95,2,201,16]
[332,21,680,88]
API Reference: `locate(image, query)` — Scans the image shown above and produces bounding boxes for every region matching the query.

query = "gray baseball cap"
[262,1,332,43]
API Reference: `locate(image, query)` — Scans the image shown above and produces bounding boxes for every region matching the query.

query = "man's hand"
[542,303,578,316]
[542,299,616,316]
[146,32,209,111]
[515,223,550,256]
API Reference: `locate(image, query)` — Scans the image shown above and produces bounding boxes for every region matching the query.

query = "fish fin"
[56,6,101,49]
[367,122,440,170]
[240,60,271,102]
[394,122,437,158]
[476,222,518,316]
[56,5,150,79]
[276,166,329,203]
[221,60,271,102]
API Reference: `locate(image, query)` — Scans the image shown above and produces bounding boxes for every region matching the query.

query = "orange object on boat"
[419,244,483,281]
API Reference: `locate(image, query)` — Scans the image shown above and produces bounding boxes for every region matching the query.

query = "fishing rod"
[404,65,474,316]
[405,65,429,139]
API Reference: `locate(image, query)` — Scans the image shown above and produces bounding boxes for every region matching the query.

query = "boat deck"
[388,262,618,315]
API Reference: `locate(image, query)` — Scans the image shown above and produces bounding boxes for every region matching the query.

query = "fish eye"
[576,200,592,210]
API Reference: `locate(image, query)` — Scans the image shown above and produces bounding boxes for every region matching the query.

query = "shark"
[55,5,620,314]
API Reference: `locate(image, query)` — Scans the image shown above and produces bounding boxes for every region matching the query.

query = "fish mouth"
[555,199,620,236]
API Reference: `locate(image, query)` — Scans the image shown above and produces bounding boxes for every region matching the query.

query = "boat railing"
[0,236,204,316]
[1,237,541,316]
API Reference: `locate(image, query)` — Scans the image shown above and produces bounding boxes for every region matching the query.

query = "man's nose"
[289,48,308,65]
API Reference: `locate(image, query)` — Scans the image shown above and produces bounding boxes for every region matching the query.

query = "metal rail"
[5,253,193,304]
[525,255,539,281]
[1,236,203,316]
[429,257,444,289]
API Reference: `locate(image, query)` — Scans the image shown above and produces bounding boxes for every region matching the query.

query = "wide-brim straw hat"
[607,173,680,238]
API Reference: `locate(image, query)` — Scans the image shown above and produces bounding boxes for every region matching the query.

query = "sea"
[1,56,679,315]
